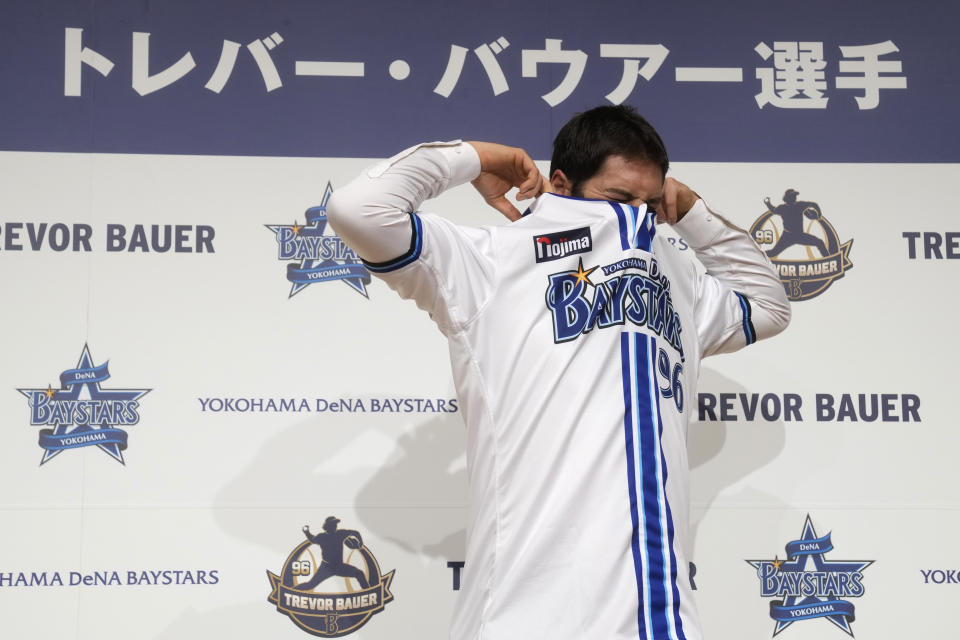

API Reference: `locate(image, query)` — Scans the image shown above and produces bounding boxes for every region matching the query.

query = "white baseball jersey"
[327,142,790,640]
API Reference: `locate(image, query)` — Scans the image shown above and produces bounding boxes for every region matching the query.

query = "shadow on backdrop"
[151,401,467,638]
[688,367,789,562]
[155,367,787,637]
[210,398,467,557]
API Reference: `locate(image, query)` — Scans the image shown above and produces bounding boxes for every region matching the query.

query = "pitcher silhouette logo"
[267,517,395,637]
[750,190,853,301]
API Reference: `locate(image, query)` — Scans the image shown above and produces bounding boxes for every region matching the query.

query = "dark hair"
[549,105,669,192]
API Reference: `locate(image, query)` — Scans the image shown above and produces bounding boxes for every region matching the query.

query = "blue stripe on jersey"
[625,205,638,248]
[622,333,690,640]
[610,202,657,251]
[644,209,657,251]
[735,292,757,345]
[634,333,670,639]
[622,332,681,640]
[611,202,632,250]
[647,337,687,640]
[663,459,686,639]
[362,213,424,273]
[620,333,648,639]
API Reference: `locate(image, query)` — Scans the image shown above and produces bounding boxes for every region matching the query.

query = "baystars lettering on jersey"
[544,255,684,358]
[746,515,873,637]
[17,345,151,465]
[750,189,853,301]
[268,518,394,638]
[267,183,372,298]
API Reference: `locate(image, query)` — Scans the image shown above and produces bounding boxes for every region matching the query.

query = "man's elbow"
[325,189,350,233]
[756,296,792,341]
[770,298,792,336]
[325,183,374,243]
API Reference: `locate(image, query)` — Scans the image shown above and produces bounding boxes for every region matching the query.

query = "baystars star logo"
[17,345,151,465]
[746,515,873,637]
[267,183,372,299]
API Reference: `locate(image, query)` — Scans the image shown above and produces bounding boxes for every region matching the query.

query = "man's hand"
[467,141,549,221]
[656,177,699,225]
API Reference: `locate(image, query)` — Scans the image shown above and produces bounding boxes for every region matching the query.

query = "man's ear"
[550,169,573,196]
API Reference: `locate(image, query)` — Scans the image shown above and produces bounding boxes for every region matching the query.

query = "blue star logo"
[747,515,872,637]
[18,345,151,465]
[266,183,371,298]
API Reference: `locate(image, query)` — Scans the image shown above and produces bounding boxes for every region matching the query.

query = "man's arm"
[673,196,791,354]
[325,141,543,333]
[325,141,481,265]
[467,141,547,220]
[325,141,545,334]
[326,140,543,264]
[654,177,790,353]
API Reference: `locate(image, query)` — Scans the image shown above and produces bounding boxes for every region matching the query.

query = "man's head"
[549,105,668,210]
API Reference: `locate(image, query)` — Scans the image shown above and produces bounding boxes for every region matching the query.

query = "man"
[326,106,790,640]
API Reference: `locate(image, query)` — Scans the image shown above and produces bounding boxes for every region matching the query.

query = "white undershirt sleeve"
[326,141,497,335]
[326,141,480,264]
[673,199,791,356]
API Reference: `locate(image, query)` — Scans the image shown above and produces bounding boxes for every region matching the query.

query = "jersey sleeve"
[673,199,791,357]
[325,141,497,335]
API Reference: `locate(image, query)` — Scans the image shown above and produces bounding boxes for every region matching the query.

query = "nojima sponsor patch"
[533,226,592,263]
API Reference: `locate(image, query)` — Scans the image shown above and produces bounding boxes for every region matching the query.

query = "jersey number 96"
[657,348,684,412]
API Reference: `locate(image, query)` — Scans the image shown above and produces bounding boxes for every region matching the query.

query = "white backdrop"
[0,149,956,638]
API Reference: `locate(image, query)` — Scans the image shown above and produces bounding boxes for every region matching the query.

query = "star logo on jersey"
[749,189,853,301]
[267,183,372,299]
[746,515,873,637]
[17,345,151,465]
[572,258,597,286]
